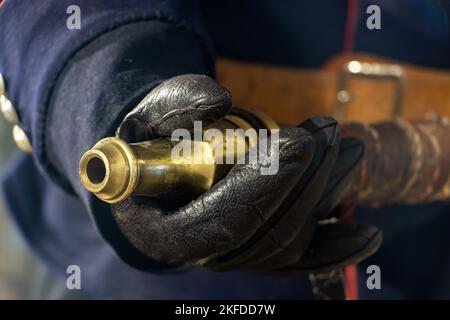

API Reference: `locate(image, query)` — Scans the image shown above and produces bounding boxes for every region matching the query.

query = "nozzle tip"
[79,137,138,203]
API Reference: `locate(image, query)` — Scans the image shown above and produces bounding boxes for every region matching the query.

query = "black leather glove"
[112,74,382,274]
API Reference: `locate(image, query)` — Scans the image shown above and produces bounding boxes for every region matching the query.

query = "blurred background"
[0,114,57,299]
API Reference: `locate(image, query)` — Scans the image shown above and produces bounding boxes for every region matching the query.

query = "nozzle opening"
[87,156,107,184]
[79,137,139,203]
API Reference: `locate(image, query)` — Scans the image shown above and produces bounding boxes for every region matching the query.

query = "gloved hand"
[112,74,382,274]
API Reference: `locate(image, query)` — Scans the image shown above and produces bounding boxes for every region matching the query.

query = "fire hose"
[79,108,450,207]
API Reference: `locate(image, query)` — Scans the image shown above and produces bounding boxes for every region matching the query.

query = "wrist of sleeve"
[47,20,214,193]
[45,20,214,271]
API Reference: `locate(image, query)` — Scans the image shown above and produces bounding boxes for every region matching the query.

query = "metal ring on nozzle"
[79,137,139,203]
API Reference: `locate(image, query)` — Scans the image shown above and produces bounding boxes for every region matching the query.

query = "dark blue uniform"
[0,0,449,298]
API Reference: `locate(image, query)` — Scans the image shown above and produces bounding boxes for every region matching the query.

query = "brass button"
[0,73,4,96]
[12,125,32,153]
[0,95,19,125]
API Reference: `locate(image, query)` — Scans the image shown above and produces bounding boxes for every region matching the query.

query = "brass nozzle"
[79,137,139,203]
[79,109,279,203]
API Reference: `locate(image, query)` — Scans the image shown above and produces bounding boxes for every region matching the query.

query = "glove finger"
[251,138,364,272]
[313,137,364,219]
[210,117,341,270]
[271,222,382,275]
[112,127,315,266]
[118,74,231,142]
[237,216,317,272]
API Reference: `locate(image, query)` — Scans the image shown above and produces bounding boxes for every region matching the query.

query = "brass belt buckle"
[335,60,405,122]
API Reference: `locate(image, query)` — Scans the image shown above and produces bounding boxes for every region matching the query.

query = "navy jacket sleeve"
[0,0,215,270]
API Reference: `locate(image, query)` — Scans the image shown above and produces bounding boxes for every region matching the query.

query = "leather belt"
[216,54,450,125]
